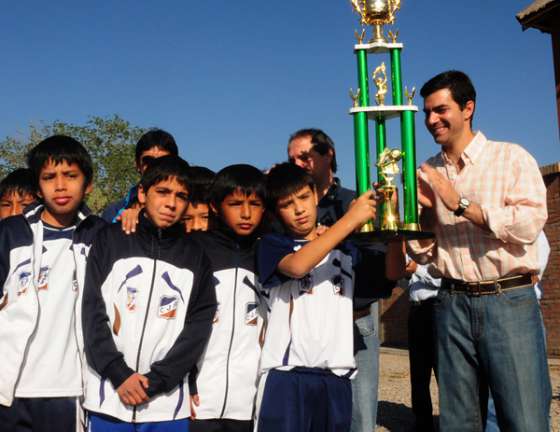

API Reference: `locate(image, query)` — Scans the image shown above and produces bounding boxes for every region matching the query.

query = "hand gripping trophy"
[347,0,432,240]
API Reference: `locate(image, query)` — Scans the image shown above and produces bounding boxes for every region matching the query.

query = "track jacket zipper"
[132,229,161,422]
[219,243,240,418]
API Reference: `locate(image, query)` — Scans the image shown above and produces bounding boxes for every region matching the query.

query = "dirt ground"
[376,348,560,431]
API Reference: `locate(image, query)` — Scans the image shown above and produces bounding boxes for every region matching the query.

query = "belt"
[441,273,534,297]
[353,306,371,321]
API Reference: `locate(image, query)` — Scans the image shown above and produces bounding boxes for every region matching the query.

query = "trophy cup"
[350,0,401,44]
[348,0,432,240]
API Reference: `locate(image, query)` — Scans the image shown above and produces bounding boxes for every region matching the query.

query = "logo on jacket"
[158,295,178,319]
[331,274,345,296]
[17,271,32,296]
[245,302,258,326]
[126,286,138,311]
[37,266,49,290]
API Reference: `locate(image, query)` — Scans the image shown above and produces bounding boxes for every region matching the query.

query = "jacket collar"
[137,211,185,246]
[23,201,93,227]
[211,219,258,250]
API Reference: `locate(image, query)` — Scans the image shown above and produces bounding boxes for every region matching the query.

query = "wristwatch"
[454,197,470,216]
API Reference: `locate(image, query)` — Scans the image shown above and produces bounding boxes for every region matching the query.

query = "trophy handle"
[350,0,363,21]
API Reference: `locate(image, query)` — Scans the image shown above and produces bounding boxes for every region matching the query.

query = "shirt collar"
[441,131,486,167]
[321,177,342,203]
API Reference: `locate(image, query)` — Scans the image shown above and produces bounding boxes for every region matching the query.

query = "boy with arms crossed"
[256,163,405,431]
[83,156,216,431]
[0,135,106,431]
[188,164,267,432]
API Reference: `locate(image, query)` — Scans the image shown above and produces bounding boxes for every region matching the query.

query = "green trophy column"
[354,49,371,196]
[374,120,386,183]
[401,110,419,228]
[390,47,419,228]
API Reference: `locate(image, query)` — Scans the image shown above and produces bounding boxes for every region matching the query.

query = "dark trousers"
[408,299,437,432]
[0,397,77,432]
[257,368,351,432]
[190,419,253,432]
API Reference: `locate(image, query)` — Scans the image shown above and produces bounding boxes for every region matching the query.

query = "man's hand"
[420,164,460,211]
[345,190,377,230]
[116,373,149,406]
[417,169,436,209]
[189,394,200,419]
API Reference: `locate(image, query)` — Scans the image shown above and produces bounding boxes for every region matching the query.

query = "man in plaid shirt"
[407,70,551,431]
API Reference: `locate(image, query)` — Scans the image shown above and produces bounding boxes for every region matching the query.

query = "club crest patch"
[17,271,32,296]
[37,266,50,290]
[332,274,345,296]
[126,287,138,311]
[158,295,178,319]
[245,302,258,326]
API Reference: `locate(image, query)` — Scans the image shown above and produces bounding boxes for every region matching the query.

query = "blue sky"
[1,1,558,189]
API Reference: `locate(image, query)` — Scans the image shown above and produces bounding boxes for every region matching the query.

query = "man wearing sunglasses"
[101,129,179,223]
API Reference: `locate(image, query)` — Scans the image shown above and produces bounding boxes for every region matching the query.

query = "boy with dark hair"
[0,135,106,431]
[188,164,267,432]
[183,166,215,233]
[102,128,179,223]
[0,168,37,220]
[256,163,405,432]
[82,155,216,431]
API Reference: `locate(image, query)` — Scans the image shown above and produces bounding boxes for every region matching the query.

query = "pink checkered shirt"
[407,131,547,282]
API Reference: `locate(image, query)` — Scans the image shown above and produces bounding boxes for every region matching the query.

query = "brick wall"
[541,165,560,357]
[379,163,560,358]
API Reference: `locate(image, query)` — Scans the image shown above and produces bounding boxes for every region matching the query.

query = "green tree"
[0,115,146,213]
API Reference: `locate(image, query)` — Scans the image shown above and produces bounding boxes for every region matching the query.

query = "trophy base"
[350,229,434,245]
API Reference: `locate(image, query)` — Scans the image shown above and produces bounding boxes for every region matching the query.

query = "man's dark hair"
[0,168,37,200]
[140,155,190,192]
[209,164,266,208]
[27,135,93,187]
[288,128,337,173]
[420,70,477,111]
[135,129,179,164]
[266,163,315,211]
[187,166,216,205]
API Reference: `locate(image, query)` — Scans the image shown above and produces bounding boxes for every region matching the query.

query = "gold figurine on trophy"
[350,0,401,43]
[354,28,366,44]
[387,30,399,43]
[372,62,388,105]
[376,148,402,231]
[404,86,416,105]
[349,88,361,107]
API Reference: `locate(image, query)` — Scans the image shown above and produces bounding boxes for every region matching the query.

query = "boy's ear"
[137,185,147,205]
[84,182,93,196]
[312,186,319,206]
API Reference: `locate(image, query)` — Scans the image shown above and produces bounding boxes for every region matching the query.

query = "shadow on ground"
[377,401,439,431]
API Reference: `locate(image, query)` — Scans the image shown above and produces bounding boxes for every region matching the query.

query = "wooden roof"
[517,0,560,32]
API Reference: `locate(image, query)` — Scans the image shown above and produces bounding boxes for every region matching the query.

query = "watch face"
[460,198,470,208]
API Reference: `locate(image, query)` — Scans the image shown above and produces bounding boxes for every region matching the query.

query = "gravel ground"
[376,348,560,431]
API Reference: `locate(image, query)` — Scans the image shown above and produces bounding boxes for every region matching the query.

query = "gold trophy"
[376,148,402,231]
[372,62,388,105]
[350,0,401,44]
